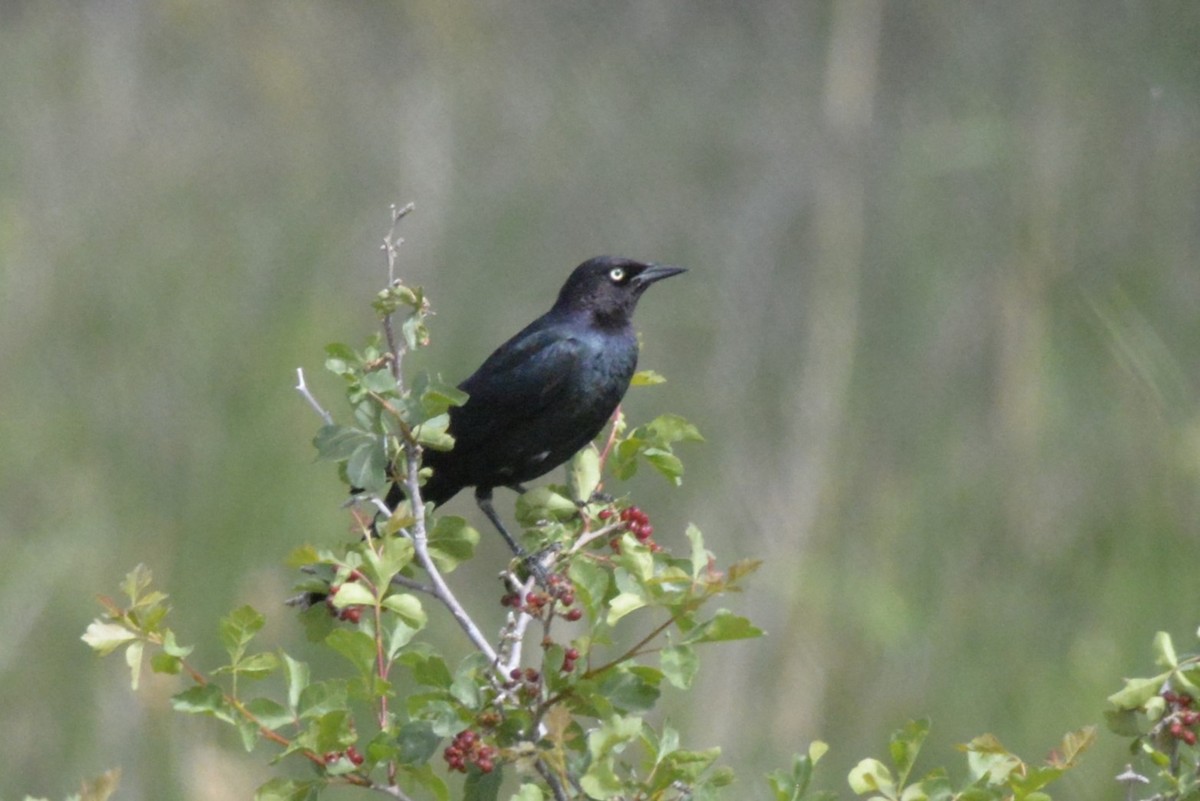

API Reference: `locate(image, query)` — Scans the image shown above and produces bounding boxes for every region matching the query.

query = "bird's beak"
[634,263,687,286]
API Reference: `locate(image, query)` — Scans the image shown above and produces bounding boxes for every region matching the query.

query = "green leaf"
[234,651,280,680]
[848,758,894,796]
[510,785,545,801]
[415,414,455,449]
[282,653,309,712]
[244,697,292,730]
[396,720,441,764]
[414,373,469,415]
[606,591,647,625]
[399,646,453,688]
[172,684,233,723]
[150,652,182,675]
[568,446,602,504]
[382,593,427,627]
[312,424,373,462]
[120,563,154,604]
[463,765,502,801]
[361,366,399,394]
[255,777,319,801]
[81,620,138,656]
[329,581,375,608]
[643,448,684,484]
[596,667,662,713]
[686,524,711,580]
[660,645,699,689]
[657,746,721,786]
[889,719,929,786]
[588,714,644,760]
[569,558,611,621]
[161,629,192,658]
[515,486,580,525]
[367,535,416,583]
[347,439,389,492]
[1108,674,1169,709]
[767,744,829,801]
[580,757,622,800]
[451,652,492,708]
[325,628,377,676]
[125,640,144,690]
[647,413,704,443]
[297,680,349,719]
[1153,631,1178,669]
[961,734,1021,784]
[426,515,480,572]
[683,610,764,644]
[220,606,265,664]
[631,369,667,386]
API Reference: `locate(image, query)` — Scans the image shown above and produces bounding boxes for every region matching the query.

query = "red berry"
[565,647,580,661]
[477,758,494,773]
[560,591,576,606]
[510,667,523,680]
[524,668,540,683]
[1164,690,1178,703]
[328,584,341,596]
[340,606,362,623]
[324,751,340,764]
[565,608,583,622]
[599,509,613,520]
[1171,722,1184,737]
[1182,694,1195,708]
[347,745,364,766]
[458,729,477,745]
[347,569,365,582]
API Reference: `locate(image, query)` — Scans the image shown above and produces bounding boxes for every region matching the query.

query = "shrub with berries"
[80,213,1114,801]
[1107,631,1200,800]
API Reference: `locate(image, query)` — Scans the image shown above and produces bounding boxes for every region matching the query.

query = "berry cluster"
[443,729,496,774]
[561,646,581,673]
[324,570,368,623]
[1163,690,1199,745]
[323,744,365,767]
[599,505,661,552]
[499,572,583,621]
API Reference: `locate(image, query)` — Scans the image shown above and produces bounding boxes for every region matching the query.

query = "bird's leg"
[476,486,557,584]
[475,487,525,556]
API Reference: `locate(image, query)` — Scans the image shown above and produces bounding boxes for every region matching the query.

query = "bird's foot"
[515,543,562,586]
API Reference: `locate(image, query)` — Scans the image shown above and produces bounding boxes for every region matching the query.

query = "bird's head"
[553,256,686,327]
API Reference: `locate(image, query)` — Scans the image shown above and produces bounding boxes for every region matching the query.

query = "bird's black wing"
[450,325,588,449]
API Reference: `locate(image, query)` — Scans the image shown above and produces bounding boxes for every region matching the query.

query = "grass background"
[2,2,1199,798]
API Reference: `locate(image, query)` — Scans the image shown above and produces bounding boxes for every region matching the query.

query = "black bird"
[387,255,686,553]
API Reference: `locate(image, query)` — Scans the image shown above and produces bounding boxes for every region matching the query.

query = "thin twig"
[569,522,625,555]
[374,204,496,662]
[369,780,418,801]
[295,367,334,426]
[535,758,570,801]
[403,451,498,662]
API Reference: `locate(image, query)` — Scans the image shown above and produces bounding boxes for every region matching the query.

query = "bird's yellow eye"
[609,267,626,283]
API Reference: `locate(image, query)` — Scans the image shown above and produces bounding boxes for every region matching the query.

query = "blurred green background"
[3,2,1199,798]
